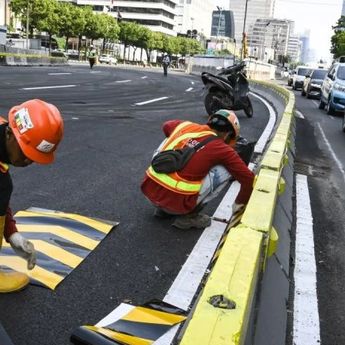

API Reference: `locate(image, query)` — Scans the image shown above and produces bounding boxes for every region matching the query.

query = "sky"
[215,0,343,61]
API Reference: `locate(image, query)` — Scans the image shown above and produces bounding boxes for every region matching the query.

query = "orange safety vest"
[0,116,9,174]
[146,121,217,195]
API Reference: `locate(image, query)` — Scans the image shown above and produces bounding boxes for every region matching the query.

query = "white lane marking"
[185,87,193,92]
[249,92,277,154]
[293,174,321,345]
[295,110,305,119]
[116,79,131,83]
[312,100,319,107]
[72,117,79,120]
[191,81,195,85]
[141,76,148,79]
[134,96,169,106]
[22,85,76,90]
[316,122,345,184]
[96,303,134,327]
[48,73,71,75]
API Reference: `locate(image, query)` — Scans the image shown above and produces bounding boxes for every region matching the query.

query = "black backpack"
[151,136,218,174]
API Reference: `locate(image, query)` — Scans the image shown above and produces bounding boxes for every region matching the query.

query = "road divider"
[178,81,296,345]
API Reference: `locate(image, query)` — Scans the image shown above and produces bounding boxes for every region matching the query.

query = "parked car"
[320,62,345,115]
[292,65,312,90]
[99,54,117,65]
[301,68,327,99]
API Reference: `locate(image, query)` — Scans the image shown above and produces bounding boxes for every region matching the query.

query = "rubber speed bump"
[0,207,118,290]
[71,299,186,345]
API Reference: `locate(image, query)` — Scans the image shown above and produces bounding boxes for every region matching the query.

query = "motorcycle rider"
[0,99,64,293]
[141,109,255,230]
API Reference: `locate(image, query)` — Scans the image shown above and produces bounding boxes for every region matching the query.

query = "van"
[291,65,313,90]
[320,62,345,115]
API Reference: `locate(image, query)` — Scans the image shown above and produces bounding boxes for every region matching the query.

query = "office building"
[229,0,276,46]
[287,34,301,62]
[210,10,235,39]
[175,0,214,38]
[300,31,311,63]
[70,0,178,36]
[249,18,293,61]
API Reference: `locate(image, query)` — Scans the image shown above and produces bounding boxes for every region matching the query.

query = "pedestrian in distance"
[0,99,64,293]
[162,54,170,76]
[88,45,97,69]
[141,109,255,230]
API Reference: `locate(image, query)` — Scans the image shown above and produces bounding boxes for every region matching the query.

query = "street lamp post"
[241,0,249,60]
[26,0,30,50]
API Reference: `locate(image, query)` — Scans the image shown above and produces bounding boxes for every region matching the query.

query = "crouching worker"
[141,109,255,230]
[0,99,64,293]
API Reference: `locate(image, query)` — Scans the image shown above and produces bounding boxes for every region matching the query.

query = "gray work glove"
[9,233,36,270]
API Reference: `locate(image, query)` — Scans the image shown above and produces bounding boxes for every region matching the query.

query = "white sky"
[215,0,343,61]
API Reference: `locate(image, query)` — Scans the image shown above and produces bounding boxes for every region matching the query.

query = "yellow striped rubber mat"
[0,207,118,290]
[70,299,187,345]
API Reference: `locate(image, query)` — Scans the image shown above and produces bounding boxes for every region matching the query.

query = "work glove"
[9,233,36,270]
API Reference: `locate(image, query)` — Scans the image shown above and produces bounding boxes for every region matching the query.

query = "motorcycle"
[201,61,253,118]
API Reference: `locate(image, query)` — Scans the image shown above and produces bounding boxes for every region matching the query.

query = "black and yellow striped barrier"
[71,300,186,345]
[179,83,295,345]
[0,208,118,290]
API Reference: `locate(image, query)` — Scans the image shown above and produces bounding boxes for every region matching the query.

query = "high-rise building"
[287,34,301,62]
[70,0,178,36]
[342,0,345,16]
[175,0,214,38]
[300,31,311,63]
[249,18,293,61]
[229,0,276,46]
[210,10,235,39]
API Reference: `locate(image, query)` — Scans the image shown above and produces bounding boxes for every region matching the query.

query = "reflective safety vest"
[146,121,217,195]
[0,117,9,174]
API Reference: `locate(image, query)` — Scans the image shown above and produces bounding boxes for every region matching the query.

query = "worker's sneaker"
[172,213,211,230]
[0,270,30,293]
[154,208,174,219]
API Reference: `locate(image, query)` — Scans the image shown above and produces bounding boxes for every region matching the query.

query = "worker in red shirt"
[0,99,64,293]
[141,109,255,230]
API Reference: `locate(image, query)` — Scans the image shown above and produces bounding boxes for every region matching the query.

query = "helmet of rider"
[8,99,64,164]
[207,109,240,147]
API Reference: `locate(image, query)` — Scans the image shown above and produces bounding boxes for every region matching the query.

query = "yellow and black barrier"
[0,208,118,290]
[179,82,295,345]
[70,300,186,345]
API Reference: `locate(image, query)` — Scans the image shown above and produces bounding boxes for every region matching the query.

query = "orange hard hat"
[8,99,64,164]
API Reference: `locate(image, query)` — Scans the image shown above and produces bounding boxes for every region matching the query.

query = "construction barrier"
[179,81,295,345]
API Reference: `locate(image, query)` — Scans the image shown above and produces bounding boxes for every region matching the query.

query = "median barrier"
[179,82,295,345]
[0,52,67,66]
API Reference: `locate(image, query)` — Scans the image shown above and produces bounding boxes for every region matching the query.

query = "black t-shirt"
[0,124,13,216]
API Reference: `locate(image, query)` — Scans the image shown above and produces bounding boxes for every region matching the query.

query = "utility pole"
[26,0,30,50]
[241,0,249,60]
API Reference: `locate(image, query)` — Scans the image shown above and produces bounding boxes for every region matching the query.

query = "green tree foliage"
[331,16,345,58]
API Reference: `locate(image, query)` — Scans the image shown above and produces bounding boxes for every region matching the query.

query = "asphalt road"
[291,85,345,345]
[0,64,269,345]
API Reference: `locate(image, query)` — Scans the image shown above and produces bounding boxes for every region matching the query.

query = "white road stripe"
[48,73,71,75]
[134,96,169,106]
[312,100,319,107]
[249,92,277,154]
[295,110,305,119]
[317,122,345,184]
[22,85,76,90]
[293,174,321,345]
[116,80,131,83]
[191,81,195,85]
[141,76,148,79]
[185,87,193,92]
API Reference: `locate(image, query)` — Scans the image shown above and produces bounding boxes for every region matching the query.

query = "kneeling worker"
[0,99,64,293]
[141,109,255,230]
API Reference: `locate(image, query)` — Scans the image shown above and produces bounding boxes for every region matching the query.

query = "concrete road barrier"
[179,81,295,345]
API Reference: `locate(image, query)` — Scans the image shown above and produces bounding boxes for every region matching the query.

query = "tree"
[331,16,345,58]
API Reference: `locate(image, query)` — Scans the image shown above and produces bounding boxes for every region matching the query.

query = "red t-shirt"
[141,120,254,214]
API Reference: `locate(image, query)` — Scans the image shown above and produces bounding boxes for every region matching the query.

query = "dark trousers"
[163,64,168,76]
[89,58,96,69]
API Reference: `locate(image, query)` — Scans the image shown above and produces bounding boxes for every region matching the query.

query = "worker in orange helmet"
[0,99,64,293]
[141,109,255,230]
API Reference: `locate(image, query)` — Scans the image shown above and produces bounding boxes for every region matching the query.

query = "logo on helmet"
[14,108,34,134]
[36,140,55,153]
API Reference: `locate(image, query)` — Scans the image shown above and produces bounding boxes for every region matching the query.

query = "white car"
[99,54,117,65]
